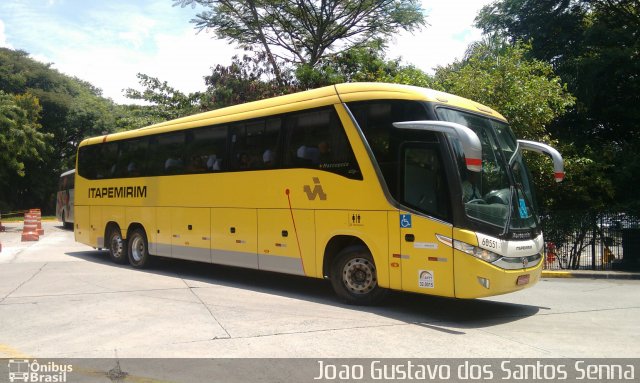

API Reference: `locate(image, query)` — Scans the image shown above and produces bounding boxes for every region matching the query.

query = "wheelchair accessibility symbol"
[400,214,412,228]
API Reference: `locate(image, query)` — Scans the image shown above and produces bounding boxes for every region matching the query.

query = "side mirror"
[393,121,482,172]
[518,140,565,182]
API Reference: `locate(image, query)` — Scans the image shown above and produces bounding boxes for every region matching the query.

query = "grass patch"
[1,215,57,222]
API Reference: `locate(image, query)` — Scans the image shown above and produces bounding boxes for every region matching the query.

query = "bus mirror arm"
[518,140,565,182]
[393,121,482,172]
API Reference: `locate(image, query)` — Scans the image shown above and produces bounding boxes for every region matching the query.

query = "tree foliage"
[475,0,640,210]
[0,48,120,212]
[432,40,574,140]
[0,91,49,178]
[124,73,203,121]
[295,42,433,89]
[174,0,426,84]
[429,40,611,212]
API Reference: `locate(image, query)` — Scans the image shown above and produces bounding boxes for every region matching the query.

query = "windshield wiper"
[501,185,515,236]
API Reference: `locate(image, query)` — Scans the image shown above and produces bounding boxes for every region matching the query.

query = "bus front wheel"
[107,226,128,264]
[330,245,386,305]
[128,228,151,269]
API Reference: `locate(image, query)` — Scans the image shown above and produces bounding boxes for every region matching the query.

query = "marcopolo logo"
[8,359,72,383]
[303,177,327,201]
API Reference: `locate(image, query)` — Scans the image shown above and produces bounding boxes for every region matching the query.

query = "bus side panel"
[257,209,315,277]
[89,205,103,248]
[103,206,125,241]
[170,207,211,263]
[74,206,90,245]
[125,206,155,248]
[211,208,258,269]
[315,210,390,288]
[387,211,402,290]
[154,207,172,257]
[400,213,454,297]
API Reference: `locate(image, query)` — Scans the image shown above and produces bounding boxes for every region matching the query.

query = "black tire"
[329,245,387,305]
[107,226,128,264]
[62,214,72,230]
[128,227,151,269]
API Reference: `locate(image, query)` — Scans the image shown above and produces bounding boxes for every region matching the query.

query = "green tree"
[475,0,640,210]
[174,0,426,85]
[430,40,603,212]
[0,91,51,210]
[432,40,574,140]
[203,50,296,108]
[294,41,433,89]
[0,48,120,211]
[124,73,203,121]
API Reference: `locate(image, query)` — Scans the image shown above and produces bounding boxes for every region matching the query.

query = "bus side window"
[229,120,271,171]
[402,145,450,220]
[186,126,227,173]
[78,145,99,179]
[285,107,361,179]
[287,109,329,166]
[121,138,149,177]
[95,142,118,179]
[155,132,185,175]
[259,118,282,168]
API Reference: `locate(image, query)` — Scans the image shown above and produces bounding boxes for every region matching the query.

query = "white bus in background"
[56,169,75,229]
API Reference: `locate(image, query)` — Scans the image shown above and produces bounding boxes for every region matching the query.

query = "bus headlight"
[453,240,502,263]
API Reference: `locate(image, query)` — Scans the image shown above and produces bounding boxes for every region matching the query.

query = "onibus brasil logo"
[8,359,72,383]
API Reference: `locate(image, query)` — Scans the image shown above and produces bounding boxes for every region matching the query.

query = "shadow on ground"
[66,250,544,334]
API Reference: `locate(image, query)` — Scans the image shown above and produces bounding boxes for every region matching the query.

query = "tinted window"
[186,126,227,173]
[97,142,119,179]
[347,100,431,197]
[77,146,98,179]
[402,145,450,220]
[116,138,149,177]
[228,118,283,171]
[152,132,185,175]
[77,106,360,179]
[285,107,361,179]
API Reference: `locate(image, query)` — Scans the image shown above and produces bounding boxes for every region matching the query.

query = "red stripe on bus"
[466,158,482,166]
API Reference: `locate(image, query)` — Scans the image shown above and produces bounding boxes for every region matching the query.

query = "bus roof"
[79,82,506,147]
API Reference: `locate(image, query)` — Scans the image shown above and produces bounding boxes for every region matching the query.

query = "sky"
[0,0,493,104]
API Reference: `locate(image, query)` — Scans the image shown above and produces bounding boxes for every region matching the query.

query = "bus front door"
[400,213,454,297]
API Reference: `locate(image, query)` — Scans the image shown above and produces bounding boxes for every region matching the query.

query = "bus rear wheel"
[128,227,151,269]
[107,226,128,264]
[330,245,386,305]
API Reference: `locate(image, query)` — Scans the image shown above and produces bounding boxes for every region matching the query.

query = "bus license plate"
[516,274,530,286]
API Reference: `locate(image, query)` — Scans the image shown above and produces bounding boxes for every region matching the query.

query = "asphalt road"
[1,221,639,359]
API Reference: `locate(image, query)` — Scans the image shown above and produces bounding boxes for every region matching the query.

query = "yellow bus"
[74,83,564,304]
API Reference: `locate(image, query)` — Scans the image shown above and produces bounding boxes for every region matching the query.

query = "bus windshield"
[436,108,538,232]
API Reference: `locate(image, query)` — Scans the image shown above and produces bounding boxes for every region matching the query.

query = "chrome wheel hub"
[131,236,145,262]
[342,257,377,294]
[110,235,123,257]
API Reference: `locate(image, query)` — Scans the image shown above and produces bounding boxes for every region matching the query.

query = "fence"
[541,211,640,270]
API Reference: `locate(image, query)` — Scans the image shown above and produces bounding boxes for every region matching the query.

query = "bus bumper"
[454,252,543,299]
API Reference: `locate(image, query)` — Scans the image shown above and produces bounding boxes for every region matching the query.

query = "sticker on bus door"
[418,270,434,288]
[400,214,412,228]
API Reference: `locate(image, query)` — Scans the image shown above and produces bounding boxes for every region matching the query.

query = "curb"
[542,270,640,280]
